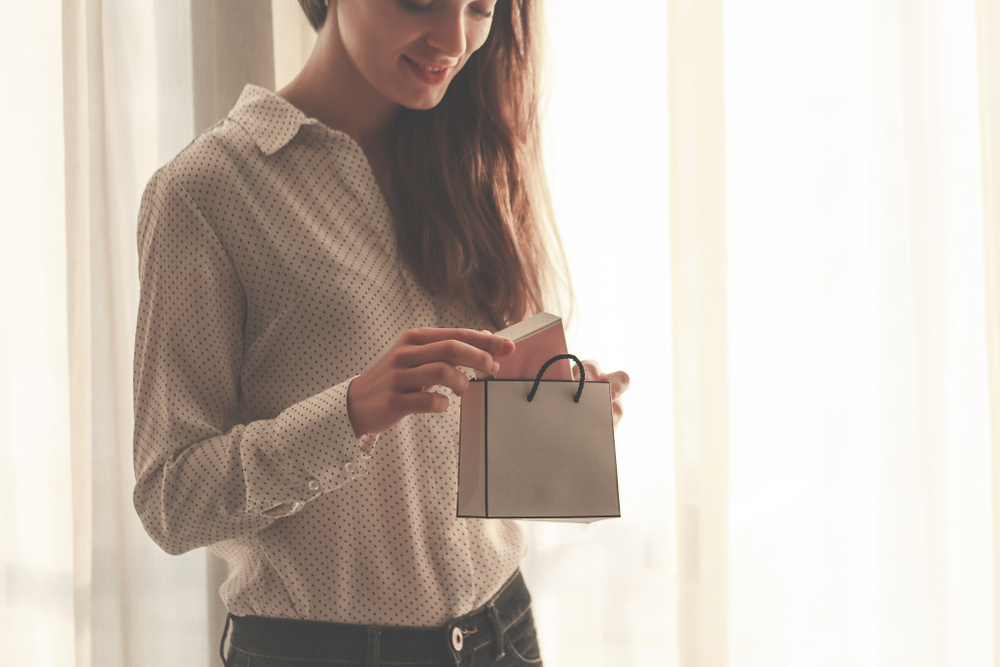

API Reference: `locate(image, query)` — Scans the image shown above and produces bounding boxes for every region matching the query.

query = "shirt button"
[307,479,320,492]
[451,626,464,651]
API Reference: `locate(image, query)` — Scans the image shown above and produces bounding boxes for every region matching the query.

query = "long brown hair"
[298,0,571,328]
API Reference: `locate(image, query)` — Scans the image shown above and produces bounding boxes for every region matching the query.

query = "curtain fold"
[667,1,730,666]
[62,0,95,664]
[977,0,1000,662]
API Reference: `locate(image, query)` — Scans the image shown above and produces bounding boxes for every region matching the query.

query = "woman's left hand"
[573,359,630,430]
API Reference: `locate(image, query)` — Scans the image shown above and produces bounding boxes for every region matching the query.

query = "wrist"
[346,375,369,437]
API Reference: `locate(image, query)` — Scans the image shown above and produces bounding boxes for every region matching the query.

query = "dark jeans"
[221,570,543,667]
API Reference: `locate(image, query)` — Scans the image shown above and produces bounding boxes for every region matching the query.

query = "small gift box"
[474,312,573,382]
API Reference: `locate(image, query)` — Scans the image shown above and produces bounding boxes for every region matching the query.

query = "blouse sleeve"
[132,167,377,556]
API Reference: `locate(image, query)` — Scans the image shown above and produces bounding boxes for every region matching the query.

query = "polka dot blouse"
[132,85,526,626]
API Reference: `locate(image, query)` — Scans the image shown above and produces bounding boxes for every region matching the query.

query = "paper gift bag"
[457,354,621,522]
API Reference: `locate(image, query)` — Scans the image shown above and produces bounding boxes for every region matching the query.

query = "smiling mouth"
[403,55,451,73]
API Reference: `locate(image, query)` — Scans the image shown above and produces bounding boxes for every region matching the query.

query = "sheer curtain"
[4,1,1000,666]
[1,1,271,665]
[981,0,1000,655]
[1,3,77,665]
[671,0,995,665]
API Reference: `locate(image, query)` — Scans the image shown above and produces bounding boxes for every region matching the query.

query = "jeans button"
[451,626,464,651]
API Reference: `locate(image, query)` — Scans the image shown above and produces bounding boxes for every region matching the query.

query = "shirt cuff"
[242,378,380,517]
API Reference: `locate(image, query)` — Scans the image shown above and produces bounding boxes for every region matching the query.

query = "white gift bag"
[457,354,621,522]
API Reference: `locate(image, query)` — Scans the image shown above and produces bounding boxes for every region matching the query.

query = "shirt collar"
[228,84,312,156]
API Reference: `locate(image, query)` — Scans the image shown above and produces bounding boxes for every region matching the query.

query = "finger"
[607,371,630,399]
[399,340,499,377]
[588,369,630,401]
[573,359,603,381]
[398,389,451,415]
[394,363,472,396]
[401,328,515,356]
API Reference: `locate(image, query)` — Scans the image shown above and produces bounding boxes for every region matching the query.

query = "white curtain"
[669,0,995,666]
[726,0,994,662]
[3,1,1000,666]
[1,1,266,665]
[1,3,77,665]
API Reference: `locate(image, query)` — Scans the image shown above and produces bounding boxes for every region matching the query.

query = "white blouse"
[132,84,526,626]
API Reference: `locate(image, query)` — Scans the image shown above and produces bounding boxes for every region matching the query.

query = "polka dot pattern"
[132,85,526,626]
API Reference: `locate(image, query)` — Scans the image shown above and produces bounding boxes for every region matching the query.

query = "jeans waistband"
[223,569,531,666]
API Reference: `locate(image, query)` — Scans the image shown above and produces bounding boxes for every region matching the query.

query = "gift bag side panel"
[457,380,487,517]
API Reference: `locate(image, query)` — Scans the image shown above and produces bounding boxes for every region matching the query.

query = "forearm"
[133,379,375,555]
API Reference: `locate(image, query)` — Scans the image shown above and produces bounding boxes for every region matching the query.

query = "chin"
[398,90,448,111]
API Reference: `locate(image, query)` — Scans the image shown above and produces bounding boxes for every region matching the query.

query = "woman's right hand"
[346,328,515,437]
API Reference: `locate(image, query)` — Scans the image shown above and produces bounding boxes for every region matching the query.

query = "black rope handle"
[527,354,585,403]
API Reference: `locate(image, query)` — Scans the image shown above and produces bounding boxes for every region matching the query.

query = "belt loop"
[487,601,506,661]
[366,626,381,667]
[218,613,233,666]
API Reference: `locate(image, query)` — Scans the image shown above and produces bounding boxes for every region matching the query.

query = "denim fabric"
[222,571,542,667]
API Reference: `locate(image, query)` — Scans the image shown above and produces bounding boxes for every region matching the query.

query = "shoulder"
[136,121,259,251]
[158,122,258,199]
[143,85,311,208]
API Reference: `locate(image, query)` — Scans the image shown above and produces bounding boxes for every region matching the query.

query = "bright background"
[3,0,1000,666]
[520,1,672,665]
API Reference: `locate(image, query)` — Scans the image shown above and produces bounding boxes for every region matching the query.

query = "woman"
[132,0,629,665]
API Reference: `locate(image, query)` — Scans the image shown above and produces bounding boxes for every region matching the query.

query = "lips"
[403,55,452,84]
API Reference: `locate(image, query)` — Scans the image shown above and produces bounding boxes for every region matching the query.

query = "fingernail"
[492,362,500,373]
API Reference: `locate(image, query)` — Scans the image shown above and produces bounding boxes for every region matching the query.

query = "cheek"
[465,20,493,58]
[339,4,401,76]
[338,8,371,65]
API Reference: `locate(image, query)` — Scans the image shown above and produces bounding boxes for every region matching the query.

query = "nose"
[425,9,466,58]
